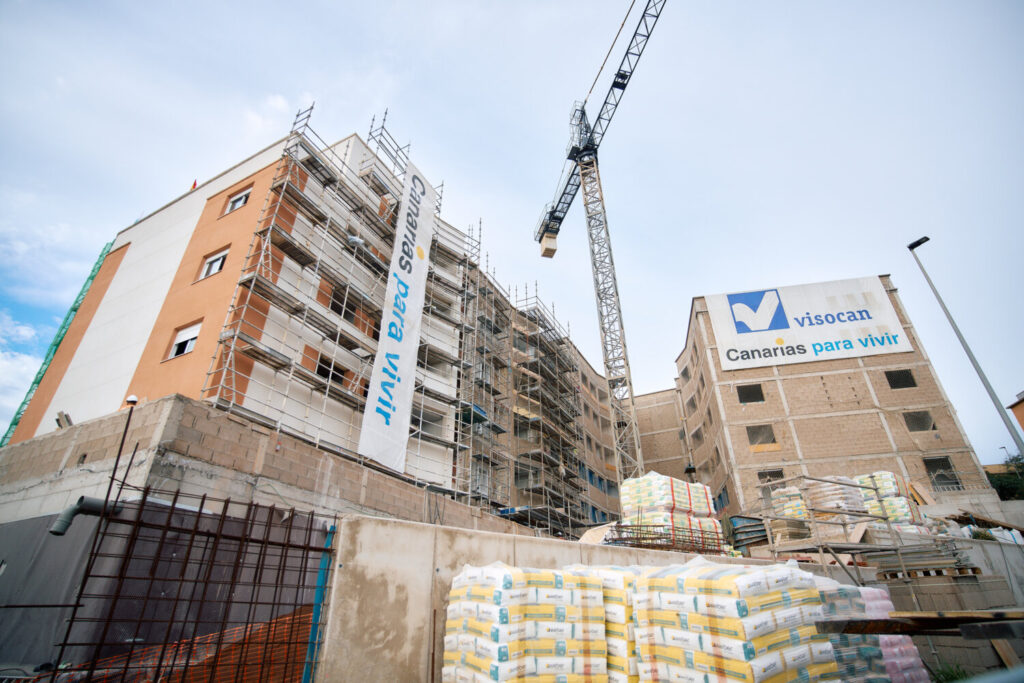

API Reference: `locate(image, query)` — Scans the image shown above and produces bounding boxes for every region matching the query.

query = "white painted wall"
[34,140,287,436]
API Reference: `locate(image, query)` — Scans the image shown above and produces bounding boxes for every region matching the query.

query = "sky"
[1,1,1021,464]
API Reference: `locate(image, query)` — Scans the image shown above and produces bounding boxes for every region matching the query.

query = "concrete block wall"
[648,277,994,516]
[0,394,530,535]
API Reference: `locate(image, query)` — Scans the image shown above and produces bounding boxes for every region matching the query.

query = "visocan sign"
[357,162,437,472]
[706,277,913,371]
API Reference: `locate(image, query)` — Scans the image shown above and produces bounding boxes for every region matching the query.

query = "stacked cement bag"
[856,471,909,501]
[632,557,837,683]
[856,471,924,526]
[566,565,641,683]
[878,635,930,683]
[443,563,608,681]
[768,487,808,519]
[864,496,924,525]
[803,476,866,520]
[815,577,928,683]
[620,472,723,550]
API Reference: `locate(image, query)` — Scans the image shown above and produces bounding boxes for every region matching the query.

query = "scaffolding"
[453,242,514,509]
[755,474,974,602]
[202,105,467,487]
[499,293,588,538]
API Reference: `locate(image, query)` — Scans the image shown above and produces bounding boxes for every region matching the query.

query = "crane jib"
[535,0,666,246]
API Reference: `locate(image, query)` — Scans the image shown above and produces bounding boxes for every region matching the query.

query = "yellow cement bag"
[535,655,608,676]
[633,608,777,641]
[638,645,789,683]
[635,587,821,620]
[446,616,534,643]
[534,620,607,641]
[762,661,840,683]
[459,651,535,680]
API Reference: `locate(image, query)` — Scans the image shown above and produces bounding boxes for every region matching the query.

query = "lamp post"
[907,237,1024,456]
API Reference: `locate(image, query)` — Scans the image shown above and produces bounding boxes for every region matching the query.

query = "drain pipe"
[49,496,123,536]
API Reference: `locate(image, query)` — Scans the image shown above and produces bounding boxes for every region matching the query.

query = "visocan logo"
[727,289,789,334]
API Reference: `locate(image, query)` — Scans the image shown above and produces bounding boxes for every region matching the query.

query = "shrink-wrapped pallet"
[814,577,928,683]
[565,565,641,683]
[768,487,808,520]
[443,563,608,682]
[865,496,923,525]
[620,472,716,518]
[803,476,867,520]
[856,471,909,501]
[633,558,837,683]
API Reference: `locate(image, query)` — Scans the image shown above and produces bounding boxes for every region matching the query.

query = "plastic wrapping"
[443,563,607,681]
[633,558,836,682]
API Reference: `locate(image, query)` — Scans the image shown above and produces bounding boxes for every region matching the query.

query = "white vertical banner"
[357,162,437,472]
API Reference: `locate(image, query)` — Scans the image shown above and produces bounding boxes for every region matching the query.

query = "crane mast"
[536,0,667,484]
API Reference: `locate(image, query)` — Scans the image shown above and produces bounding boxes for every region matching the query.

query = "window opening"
[885,369,917,389]
[737,383,764,404]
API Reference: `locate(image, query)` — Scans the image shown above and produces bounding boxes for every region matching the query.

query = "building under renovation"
[2,108,617,535]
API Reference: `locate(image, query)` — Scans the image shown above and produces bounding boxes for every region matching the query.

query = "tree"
[987,450,1024,501]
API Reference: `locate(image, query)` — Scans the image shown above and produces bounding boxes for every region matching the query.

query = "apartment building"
[1,108,620,538]
[638,275,998,517]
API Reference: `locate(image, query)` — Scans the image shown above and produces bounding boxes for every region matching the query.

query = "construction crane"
[535,0,666,484]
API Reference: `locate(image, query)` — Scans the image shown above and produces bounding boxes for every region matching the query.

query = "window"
[680,366,691,382]
[706,408,713,426]
[225,188,251,214]
[607,481,618,498]
[685,396,697,415]
[169,322,201,358]
[923,456,962,491]
[200,249,228,279]
[885,369,917,389]
[699,373,706,390]
[691,426,704,447]
[903,411,936,432]
[737,383,765,404]
[746,424,777,447]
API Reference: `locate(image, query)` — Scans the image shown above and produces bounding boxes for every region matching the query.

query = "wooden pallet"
[880,565,982,580]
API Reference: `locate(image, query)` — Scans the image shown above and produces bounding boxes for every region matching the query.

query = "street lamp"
[907,237,1024,456]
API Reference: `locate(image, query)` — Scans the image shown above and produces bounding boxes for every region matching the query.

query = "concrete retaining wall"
[316,514,846,682]
[0,394,529,536]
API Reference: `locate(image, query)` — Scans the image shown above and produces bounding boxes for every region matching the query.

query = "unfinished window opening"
[706,408,713,426]
[923,456,962,491]
[330,287,380,340]
[903,411,936,432]
[316,355,368,398]
[691,426,704,448]
[746,424,777,448]
[685,396,697,415]
[680,366,691,382]
[737,383,765,404]
[758,468,785,506]
[885,369,917,389]
[169,322,201,359]
[225,188,251,214]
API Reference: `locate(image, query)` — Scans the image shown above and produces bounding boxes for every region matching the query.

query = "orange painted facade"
[124,164,278,405]
[9,244,130,444]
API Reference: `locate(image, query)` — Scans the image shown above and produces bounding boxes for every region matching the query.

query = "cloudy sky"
[1,1,1021,463]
